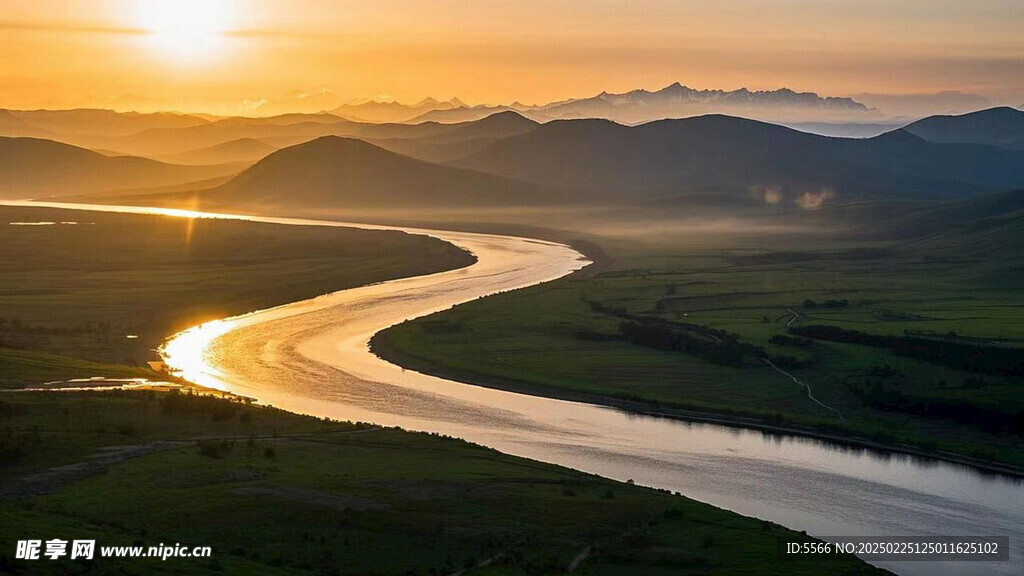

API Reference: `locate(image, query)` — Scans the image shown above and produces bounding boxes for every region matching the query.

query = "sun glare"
[136,0,232,59]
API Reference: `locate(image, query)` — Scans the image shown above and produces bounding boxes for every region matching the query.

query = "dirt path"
[568,545,592,571]
[0,441,192,499]
[761,358,844,421]
[785,307,801,327]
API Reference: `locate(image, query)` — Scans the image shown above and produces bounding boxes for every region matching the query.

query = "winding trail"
[761,358,845,421]
[786,307,801,327]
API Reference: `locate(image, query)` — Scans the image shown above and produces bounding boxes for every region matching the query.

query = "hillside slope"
[453,115,1024,204]
[201,136,562,210]
[904,107,1024,150]
[0,137,238,199]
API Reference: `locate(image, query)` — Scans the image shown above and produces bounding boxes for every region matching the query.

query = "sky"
[1,0,1022,115]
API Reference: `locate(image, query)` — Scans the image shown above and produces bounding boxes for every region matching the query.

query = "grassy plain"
[0,392,883,575]
[376,217,1024,469]
[0,204,883,574]
[0,205,473,384]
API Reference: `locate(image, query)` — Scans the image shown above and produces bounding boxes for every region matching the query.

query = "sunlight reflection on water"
[5,199,1023,576]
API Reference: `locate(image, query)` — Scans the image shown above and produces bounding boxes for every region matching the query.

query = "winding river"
[11,201,1024,576]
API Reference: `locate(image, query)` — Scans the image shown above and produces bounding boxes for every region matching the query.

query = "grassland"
[0,204,884,574]
[0,391,883,575]
[0,205,473,385]
[375,221,1024,470]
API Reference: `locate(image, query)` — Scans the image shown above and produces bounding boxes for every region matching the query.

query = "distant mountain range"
[2,108,207,137]
[62,111,1024,215]
[363,111,539,163]
[411,84,876,125]
[330,98,466,123]
[0,137,237,199]
[4,87,1014,168]
[12,101,1024,214]
[0,107,539,160]
[451,115,1024,203]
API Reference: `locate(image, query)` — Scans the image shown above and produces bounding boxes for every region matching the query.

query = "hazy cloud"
[797,189,835,210]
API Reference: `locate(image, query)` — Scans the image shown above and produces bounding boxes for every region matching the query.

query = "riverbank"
[2,202,890,574]
[0,203,473,380]
[370,328,1024,480]
[370,228,1024,479]
[0,390,888,575]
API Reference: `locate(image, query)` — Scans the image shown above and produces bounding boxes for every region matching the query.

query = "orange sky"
[1,0,1022,115]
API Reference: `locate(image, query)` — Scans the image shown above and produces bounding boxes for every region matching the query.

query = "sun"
[136,0,232,59]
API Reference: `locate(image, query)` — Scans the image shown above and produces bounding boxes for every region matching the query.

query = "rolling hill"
[903,107,1024,150]
[1,108,209,138]
[0,137,239,199]
[192,136,561,211]
[331,97,465,123]
[892,189,1024,273]
[158,138,278,165]
[367,111,540,162]
[452,115,1024,205]
[102,112,517,157]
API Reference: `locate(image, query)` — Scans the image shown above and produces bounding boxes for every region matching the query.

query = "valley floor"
[375,222,1024,473]
[0,204,882,575]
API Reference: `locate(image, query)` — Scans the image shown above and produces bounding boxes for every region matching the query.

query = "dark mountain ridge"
[904,107,1024,150]
[0,137,236,199]
[452,114,1024,205]
[202,136,560,210]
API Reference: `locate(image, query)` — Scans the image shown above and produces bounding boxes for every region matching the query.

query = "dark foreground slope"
[0,205,882,576]
[0,393,884,576]
[0,137,237,199]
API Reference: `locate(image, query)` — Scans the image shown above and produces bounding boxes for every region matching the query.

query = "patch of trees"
[617,321,763,367]
[0,317,116,350]
[769,334,815,348]
[767,355,811,370]
[160,391,241,422]
[573,330,625,342]
[802,299,849,309]
[845,372,1024,436]
[588,299,813,369]
[587,299,737,342]
[790,325,1024,376]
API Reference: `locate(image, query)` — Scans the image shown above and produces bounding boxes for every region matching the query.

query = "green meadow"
[0,205,472,384]
[377,216,1024,470]
[0,205,882,574]
[0,392,883,575]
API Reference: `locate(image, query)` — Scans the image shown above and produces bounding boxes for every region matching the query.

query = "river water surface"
[11,201,1023,576]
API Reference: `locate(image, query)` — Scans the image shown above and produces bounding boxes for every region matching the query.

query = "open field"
[0,205,473,384]
[376,221,1024,469]
[0,203,887,574]
[0,391,883,575]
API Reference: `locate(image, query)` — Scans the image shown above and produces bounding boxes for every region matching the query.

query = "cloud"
[750,185,784,205]
[0,21,145,35]
[239,89,344,116]
[796,189,835,210]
